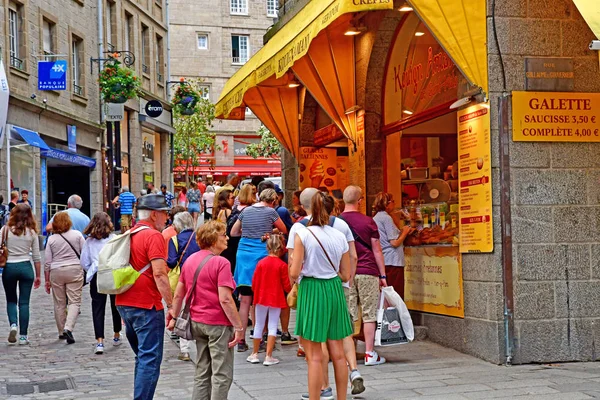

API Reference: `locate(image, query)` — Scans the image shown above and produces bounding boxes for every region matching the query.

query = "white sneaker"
[364,351,386,366]
[112,335,122,346]
[263,356,280,366]
[18,336,29,346]
[350,369,365,394]
[8,324,17,344]
[95,343,104,354]
[246,353,260,364]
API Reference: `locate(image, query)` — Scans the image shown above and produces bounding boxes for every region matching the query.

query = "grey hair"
[122,186,130,192]
[173,212,194,233]
[227,173,238,182]
[140,189,147,196]
[137,210,151,220]
[300,188,318,211]
[67,195,83,209]
[259,188,278,204]
[206,185,215,193]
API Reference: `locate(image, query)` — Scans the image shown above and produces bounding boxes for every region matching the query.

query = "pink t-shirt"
[179,249,235,326]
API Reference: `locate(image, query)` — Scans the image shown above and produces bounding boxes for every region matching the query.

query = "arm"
[166,238,179,269]
[111,195,120,204]
[151,258,173,306]
[390,225,412,248]
[80,240,92,271]
[218,286,244,347]
[231,219,242,237]
[338,252,351,282]
[45,222,53,233]
[44,240,53,293]
[371,238,388,287]
[273,218,288,235]
[290,235,305,282]
[166,280,186,328]
[348,241,358,283]
[281,261,292,293]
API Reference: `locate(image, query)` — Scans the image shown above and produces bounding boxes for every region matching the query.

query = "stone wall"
[488,0,600,364]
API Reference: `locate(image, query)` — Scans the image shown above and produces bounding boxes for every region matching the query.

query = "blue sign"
[41,148,96,168]
[67,125,77,152]
[38,60,67,91]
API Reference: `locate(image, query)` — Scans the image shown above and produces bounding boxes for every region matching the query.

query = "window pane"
[197,34,207,49]
[240,36,248,63]
[267,0,277,17]
[9,9,18,59]
[43,20,52,53]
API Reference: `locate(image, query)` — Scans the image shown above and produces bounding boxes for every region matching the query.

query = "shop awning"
[573,0,600,40]
[407,0,488,95]
[173,164,281,176]
[10,126,50,150]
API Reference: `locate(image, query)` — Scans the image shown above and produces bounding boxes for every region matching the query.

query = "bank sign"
[38,61,67,91]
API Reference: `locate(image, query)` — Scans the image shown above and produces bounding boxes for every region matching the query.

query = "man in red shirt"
[116,194,173,400]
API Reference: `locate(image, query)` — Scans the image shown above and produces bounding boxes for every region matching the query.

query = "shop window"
[8,2,27,71]
[105,1,116,51]
[230,0,248,15]
[197,34,208,50]
[231,35,249,64]
[71,35,85,97]
[156,34,164,83]
[267,0,277,17]
[141,24,150,74]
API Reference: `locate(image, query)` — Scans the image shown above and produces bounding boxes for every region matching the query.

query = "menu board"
[457,103,493,253]
[298,147,337,190]
[512,92,600,142]
[404,246,464,318]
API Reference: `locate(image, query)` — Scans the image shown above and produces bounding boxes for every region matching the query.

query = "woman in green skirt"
[290,192,352,400]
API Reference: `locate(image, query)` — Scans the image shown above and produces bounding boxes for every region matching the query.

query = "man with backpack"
[115,194,173,400]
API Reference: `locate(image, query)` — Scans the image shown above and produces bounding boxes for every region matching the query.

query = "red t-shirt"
[116,222,166,310]
[252,256,292,309]
[340,211,380,276]
[180,250,235,326]
[198,182,207,195]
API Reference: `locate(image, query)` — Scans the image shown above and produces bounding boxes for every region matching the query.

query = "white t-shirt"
[287,215,354,286]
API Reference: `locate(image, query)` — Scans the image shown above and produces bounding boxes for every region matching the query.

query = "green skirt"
[295,276,353,343]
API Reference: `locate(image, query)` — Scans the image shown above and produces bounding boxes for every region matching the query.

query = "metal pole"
[107,121,115,224]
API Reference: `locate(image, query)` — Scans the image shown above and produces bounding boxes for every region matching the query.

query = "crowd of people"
[0,173,411,400]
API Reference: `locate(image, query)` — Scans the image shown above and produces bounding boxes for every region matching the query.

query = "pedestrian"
[291,190,307,222]
[230,188,287,352]
[222,184,255,275]
[215,173,240,198]
[167,220,244,400]
[0,195,9,228]
[167,212,201,362]
[47,194,90,234]
[112,187,137,233]
[246,234,291,366]
[187,181,202,226]
[17,189,32,208]
[340,185,388,366]
[162,205,186,254]
[115,194,173,400]
[80,212,122,355]
[177,187,187,208]
[8,190,19,211]
[273,185,294,231]
[161,184,175,208]
[44,211,85,344]
[289,191,353,400]
[1,204,41,345]
[372,192,412,298]
[212,189,235,223]
[203,185,216,221]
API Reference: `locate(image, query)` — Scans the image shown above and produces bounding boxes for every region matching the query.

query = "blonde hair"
[266,234,285,255]
[238,184,256,206]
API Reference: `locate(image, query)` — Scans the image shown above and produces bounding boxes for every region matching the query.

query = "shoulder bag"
[0,226,9,267]
[174,254,214,340]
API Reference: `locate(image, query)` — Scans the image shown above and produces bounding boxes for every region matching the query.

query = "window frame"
[69,29,86,100]
[230,0,248,15]
[231,34,249,65]
[199,84,210,101]
[141,24,150,75]
[155,34,164,84]
[197,33,208,50]
[105,0,117,51]
[266,0,278,17]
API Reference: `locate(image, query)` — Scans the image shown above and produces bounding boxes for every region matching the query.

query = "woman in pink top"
[167,220,244,400]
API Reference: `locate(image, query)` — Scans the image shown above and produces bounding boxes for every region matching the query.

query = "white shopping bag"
[375,286,414,346]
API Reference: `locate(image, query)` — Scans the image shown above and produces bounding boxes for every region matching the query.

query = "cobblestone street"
[2,286,600,399]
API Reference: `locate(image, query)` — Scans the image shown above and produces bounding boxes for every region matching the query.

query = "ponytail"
[308,192,334,227]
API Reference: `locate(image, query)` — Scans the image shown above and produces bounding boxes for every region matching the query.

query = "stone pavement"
[2,284,600,399]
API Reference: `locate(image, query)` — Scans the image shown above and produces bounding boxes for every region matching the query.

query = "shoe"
[364,351,386,366]
[258,340,266,353]
[112,335,122,346]
[246,353,260,364]
[297,347,306,357]
[64,330,75,345]
[281,332,298,345]
[95,343,104,354]
[169,331,179,340]
[18,336,29,346]
[58,334,67,340]
[263,356,280,366]
[350,369,365,395]
[178,352,191,361]
[8,324,17,344]
[237,340,249,352]
[301,387,334,400]
[277,329,282,337]
[262,332,268,342]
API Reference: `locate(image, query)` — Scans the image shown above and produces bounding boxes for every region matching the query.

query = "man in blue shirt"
[112,187,137,233]
[46,194,91,234]
[160,184,175,208]
[17,190,33,208]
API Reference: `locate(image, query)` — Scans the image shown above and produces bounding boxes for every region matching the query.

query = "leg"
[117,306,140,380]
[109,295,122,336]
[238,294,252,340]
[266,307,281,358]
[327,340,349,400]
[205,324,235,399]
[2,264,19,327]
[90,275,107,341]
[355,275,380,354]
[16,264,34,336]
[252,304,268,354]
[180,338,192,354]
[130,307,165,400]
[64,266,84,332]
[50,270,67,334]
[280,306,290,334]
[321,343,330,391]
[364,322,377,353]
[304,340,325,400]
[343,335,359,371]
[192,322,212,400]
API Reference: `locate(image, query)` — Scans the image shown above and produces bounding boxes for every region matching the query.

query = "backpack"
[226,206,242,237]
[299,215,336,227]
[97,225,150,294]
[0,205,8,228]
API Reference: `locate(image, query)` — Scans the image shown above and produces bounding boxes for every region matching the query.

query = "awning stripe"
[573,0,600,39]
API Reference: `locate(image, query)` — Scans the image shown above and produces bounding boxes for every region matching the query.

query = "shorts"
[237,286,253,296]
[120,214,133,230]
[345,274,380,323]
[188,202,200,213]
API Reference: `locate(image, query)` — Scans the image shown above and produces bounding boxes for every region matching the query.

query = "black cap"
[160,184,167,189]
[137,194,170,211]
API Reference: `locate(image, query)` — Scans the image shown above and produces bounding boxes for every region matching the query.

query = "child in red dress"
[246,234,292,366]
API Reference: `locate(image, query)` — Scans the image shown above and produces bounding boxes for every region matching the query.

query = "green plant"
[98,54,140,103]
[246,126,282,159]
[172,80,201,115]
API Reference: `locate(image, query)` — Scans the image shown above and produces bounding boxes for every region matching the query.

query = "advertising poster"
[512,91,600,142]
[298,147,337,190]
[457,103,493,253]
[404,246,464,318]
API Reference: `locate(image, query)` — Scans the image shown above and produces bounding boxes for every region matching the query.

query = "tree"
[245,125,282,159]
[172,79,216,185]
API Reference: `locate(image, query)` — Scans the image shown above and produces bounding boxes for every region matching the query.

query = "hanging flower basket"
[98,54,140,104]
[173,81,200,115]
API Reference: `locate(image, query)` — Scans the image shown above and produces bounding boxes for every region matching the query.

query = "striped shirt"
[118,192,137,215]
[238,204,279,239]
[373,211,404,267]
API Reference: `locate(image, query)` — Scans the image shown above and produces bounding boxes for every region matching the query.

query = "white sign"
[0,60,9,149]
[104,103,124,121]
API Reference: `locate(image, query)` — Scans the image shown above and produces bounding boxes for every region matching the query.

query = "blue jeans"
[117,306,165,400]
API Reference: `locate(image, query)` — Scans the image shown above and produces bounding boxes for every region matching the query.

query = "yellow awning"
[407,0,488,95]
[215,0,394,118]
[573,0,600,39]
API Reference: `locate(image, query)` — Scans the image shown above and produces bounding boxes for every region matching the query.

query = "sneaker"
[169,331,179,340]
[63,330,75,345]
[297,347,306,358]
[246,353,260,364]
[95,343,104,354]
[364,351,386,366]
[258,340,266,353]
[350,369,365,395]
[58,333,67,340]
[262,332,268,342]
[8,324,17,344]
[281,332,298,345]
[178,352,191,361]
[277,329,282,337]
[301,387,334,400]
[263,356,280,366]
[112,335,122,346]
[18,336,29,346]
[237,340,249,352]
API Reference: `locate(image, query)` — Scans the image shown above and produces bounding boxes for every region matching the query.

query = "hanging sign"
[38,60,67,91]
[314,123,344,147]
[145,100,163,118]
[457,103,493,253]
[67,125,77,152]
[104,103,124,121]
[0,60,9,149]
[512,91,600,142]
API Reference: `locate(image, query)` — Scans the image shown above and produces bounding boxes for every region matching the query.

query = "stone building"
[169,0,281,182]
[216,0,600,364]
